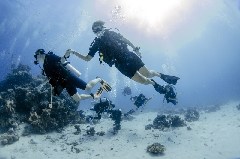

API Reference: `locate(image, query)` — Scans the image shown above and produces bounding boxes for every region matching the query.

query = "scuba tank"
[60,57,81,77]
[60,53,81,77]
[63,62,81,77]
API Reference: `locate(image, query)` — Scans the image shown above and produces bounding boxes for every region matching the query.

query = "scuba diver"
[90,98,115,120]
[122,86,132,96]
[65,20,179,105]
[33,49,112,103]
[90,98,122,134]
[151,79,178,105]
[130,93,152,108]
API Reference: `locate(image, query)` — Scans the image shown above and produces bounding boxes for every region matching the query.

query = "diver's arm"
[66,49,93,61]
[122,37,142,58]
[122,37,141,57]
[73,51,93,61]
[60,51,81,77]
[122,37,136,49]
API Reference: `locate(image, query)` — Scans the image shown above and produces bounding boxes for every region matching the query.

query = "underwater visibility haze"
[0,0,240,107]
[0,0,240,110]
[1,0,240,159]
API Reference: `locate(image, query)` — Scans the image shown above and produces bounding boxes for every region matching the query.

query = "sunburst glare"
[119,0,184,28]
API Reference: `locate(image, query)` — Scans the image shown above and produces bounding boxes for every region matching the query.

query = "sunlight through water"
[119,0,183,28]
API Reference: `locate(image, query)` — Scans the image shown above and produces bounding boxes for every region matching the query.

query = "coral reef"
[152,115,171,130]
[0,64,34,92]
[0,89,18,133]
[109,109,122,134]
[96,131,105,136]
[27,108,58,134]
[90,98,122,134]
[170,115,187,127]
[0,133,19,145]
[123,109,135,121]
[0,128,19,145]
[0,64,81,135]
[184,109,200,122]
[236,104,240,110]
[24,92,82,134]
[146,143,166,155]
[148,114,186,130]
[74,125,81,135]
[86,127,95,136]
[145,124,152,130]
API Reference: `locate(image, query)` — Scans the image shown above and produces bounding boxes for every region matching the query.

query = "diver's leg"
[65,84,81,102]
[71,75,109,93]
[71,93,94,102]
[66,84,93,102]
[131,71,155,85]
[85,77,102,91]
[139,66,180,85]
[86,77,112,92]
[138,66,160,78]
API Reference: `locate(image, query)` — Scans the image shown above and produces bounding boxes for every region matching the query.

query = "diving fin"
[160,74,180,85]
[96,87,104,96]
[151,79,166,94]
[100,79,112,92]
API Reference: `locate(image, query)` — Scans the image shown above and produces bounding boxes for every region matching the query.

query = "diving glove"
[160,74,180,85]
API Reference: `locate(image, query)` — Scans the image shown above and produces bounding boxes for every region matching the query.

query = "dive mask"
[34,49,45,65]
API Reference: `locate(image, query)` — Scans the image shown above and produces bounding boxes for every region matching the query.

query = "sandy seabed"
[0,101,240,159]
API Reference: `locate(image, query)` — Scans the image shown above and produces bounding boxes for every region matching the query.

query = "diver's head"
[92,20,105,36]
[34,49,46,65]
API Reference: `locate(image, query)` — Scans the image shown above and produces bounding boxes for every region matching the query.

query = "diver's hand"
[65,49,74,58]
[60,57,66,64]
[133,47,142,58]
[133,46,140,52]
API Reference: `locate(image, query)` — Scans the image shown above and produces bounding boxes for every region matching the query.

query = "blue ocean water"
[1,1,240,159]
[0,0,240,108]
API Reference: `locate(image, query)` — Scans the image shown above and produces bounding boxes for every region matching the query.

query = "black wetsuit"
[88,29,144,78]
[43,53,87,96]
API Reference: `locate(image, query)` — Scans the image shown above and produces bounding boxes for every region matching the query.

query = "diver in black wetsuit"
[66,20,179,105]
[34,49,111,102]
[122,86,132,96]
[130,93,152,108]
[90,98,115,120]
[90,98,122,134]
[151,79,178,105]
